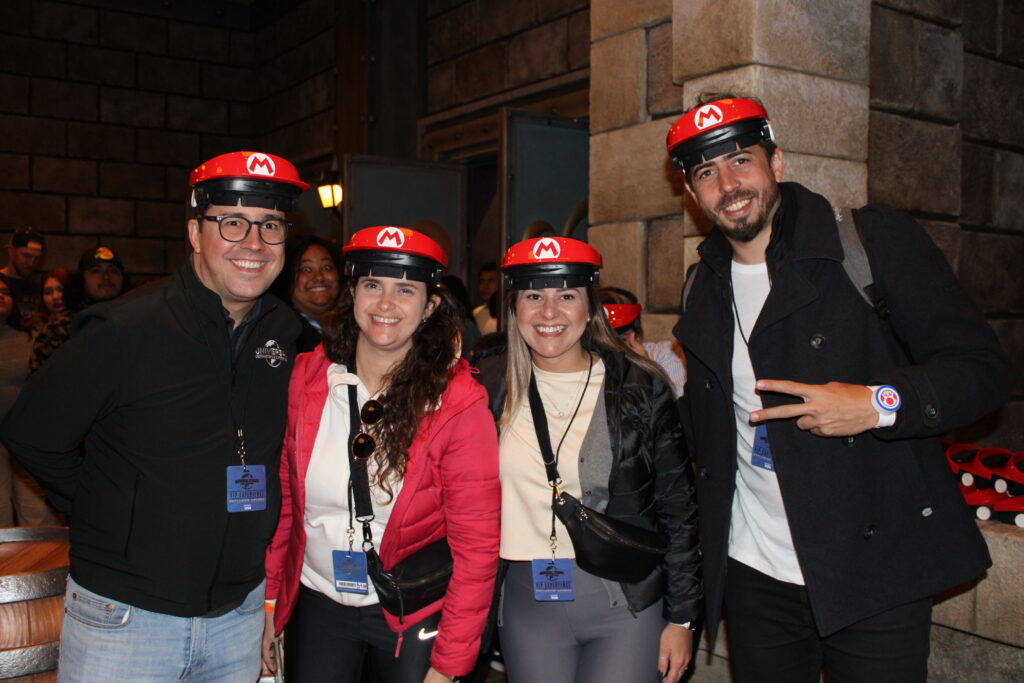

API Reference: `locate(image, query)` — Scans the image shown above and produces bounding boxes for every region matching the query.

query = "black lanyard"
[526,354,593,556]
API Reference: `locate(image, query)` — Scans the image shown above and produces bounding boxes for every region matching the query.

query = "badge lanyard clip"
[236,427,248,470]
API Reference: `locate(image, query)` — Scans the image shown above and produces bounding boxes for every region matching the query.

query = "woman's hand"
[423,665,455,682]
[657,623,693,682]
[261,612,278,674]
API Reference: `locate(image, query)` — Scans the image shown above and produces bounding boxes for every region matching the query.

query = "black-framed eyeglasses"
[351,399,384,460]
[201,215,292,245]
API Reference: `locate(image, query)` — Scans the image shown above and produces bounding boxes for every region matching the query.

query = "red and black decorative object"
[946,443,1024,528]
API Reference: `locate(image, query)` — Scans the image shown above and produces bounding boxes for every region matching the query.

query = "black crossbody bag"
[528,371,667,584]
[347,384,452,621]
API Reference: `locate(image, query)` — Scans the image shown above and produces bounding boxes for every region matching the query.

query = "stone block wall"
[870,0,1024,448]
[0,1,256,278]
[425,0,590,115]
[254,0,336,167]
[0,0,336,281]
[588,0,676,327]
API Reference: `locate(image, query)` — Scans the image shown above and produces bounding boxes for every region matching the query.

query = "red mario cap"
[666,98,774,172]
[501,236,602,290]
[343,226,448,284]
[189,151,309,212]
[603,303,642,330]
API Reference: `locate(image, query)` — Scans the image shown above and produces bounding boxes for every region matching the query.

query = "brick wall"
[424,0,590,115]
[870,0,1024,448]
[0,1,258,278]
[0,0,336,281]
[254,0,336,166]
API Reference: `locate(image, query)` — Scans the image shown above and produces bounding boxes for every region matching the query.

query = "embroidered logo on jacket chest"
[255,339,288,367]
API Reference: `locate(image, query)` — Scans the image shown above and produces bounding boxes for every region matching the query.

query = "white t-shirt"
[727,261,805,585]
[301,364,403,606]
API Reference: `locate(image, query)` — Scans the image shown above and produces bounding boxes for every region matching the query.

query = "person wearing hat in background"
[599,286,686,398]
[666,94,1012,682]
[263,226,500,683]
[0,227,45,326]
[28,248,131,373]
[474,236,701,683]
[79,246,128,306]
[1,151,306,682]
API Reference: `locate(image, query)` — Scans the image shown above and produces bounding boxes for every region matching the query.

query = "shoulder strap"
[347,383,375,520]
[527,372,562,485]
[680,262,699,312]
[834,206,888,319]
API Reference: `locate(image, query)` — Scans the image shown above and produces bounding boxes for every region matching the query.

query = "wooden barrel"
[0,527,69,682]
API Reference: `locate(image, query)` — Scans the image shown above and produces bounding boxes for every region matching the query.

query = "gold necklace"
[534,366,589,418]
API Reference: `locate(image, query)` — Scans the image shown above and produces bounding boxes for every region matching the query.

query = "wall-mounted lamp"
[317,157,343,211]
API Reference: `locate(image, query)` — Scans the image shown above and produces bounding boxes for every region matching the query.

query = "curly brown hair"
[320,280,462,500]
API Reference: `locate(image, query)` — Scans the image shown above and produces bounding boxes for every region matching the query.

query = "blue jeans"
[58,575,265,683]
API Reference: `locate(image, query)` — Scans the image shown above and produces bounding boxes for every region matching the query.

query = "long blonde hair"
[503,286,672,421]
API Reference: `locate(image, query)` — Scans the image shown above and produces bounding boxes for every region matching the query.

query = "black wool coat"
[675,182,1011,645]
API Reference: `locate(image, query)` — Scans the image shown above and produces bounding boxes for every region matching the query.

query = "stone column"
[588,0,680,340]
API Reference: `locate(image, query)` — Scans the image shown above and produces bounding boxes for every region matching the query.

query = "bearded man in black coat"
[667,94,1011,683]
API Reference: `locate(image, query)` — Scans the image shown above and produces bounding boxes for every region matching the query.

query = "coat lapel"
[678,235,735,393]
[752,183,843,339]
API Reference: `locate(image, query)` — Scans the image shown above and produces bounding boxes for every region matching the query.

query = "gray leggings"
[499,560,665,683]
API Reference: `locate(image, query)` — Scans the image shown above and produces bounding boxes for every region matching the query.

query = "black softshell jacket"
[2,262,300,616]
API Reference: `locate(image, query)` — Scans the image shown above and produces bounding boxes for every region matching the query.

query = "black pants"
[724,558,931,683]
[284,586,440,683]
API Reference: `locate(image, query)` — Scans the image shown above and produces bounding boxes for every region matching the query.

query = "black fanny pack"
[529,369,667,584]
[347,383,452,622]
[365,538,452,619]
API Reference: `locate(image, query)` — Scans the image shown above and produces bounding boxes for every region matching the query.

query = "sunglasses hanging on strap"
[346,379,452,623]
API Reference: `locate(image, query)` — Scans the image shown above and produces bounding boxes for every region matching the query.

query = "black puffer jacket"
[476,345,702,623]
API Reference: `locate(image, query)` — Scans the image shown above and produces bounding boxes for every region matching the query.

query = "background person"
[1,151,306,682]
[0,279,62,527]
[440,274,481,358]
[472,262,499,335]
[79,246,127,305]
[263,226,500,683]
[274,235,343,352]
[667,94,1012,682]
[39,267,70,319]
[29,249,128,373]
[599,286,687,398]
[476,236,701,683]
[24,267,72,334]
[0,227,45,325]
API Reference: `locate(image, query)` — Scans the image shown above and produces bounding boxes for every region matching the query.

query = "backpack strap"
[680,262,699,312]
[834,206,888,319]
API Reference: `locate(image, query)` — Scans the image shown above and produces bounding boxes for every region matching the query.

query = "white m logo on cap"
[247,153,276,176]
[694,105,723,130]
[532,238,560,260]
[376,228,406,247]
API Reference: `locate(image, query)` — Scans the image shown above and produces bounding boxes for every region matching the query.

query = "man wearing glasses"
[2,151,307,682]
